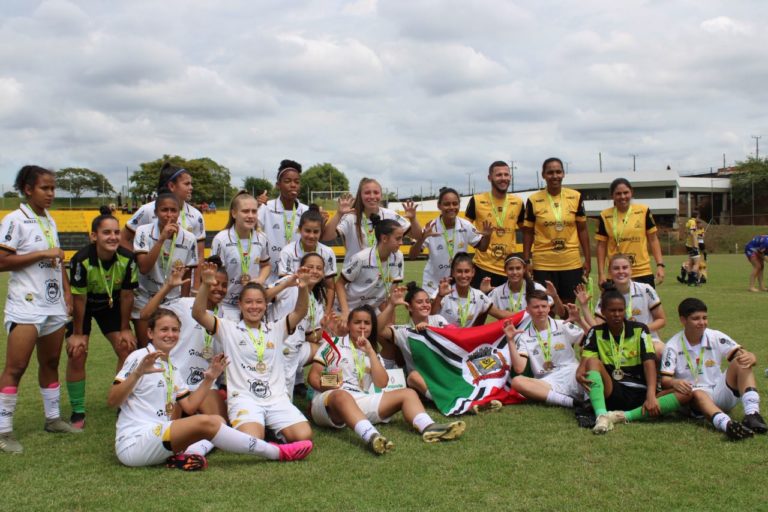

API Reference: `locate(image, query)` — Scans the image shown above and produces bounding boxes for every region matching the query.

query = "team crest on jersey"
[552,239,565,252]
[554,343,565,351]
[44,279,61,304]
[187,367,204,385]
[466,346,509,384]
[248,378,271,399]
[704,359,716,367]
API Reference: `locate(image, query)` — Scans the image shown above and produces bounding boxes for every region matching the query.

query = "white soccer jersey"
[514,318,583,376]
[278,241,337,278]
[661,329,741,389]
[420,216,482,296]
[436,286,492,327]
[126,201,206,241]
[341,247,404,311]
[313,335,383,393]
[210,227,270,306]
[270,284,324,339]
[164,298,224,391]
[133,222,198,299]
[0,205,66,315]
[114,344,189,439]
[213,316,291,405]
[257,199,309,283]
[488,281,552,314]
[391,315,449,374]
[595,281,661,337]
[336,207,411,267]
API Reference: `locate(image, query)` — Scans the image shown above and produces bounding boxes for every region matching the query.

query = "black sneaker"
[743,413,768,434]
[166,453,208,471]
[573,399,596,429]
[725,421,754,441]
[676,276,685,284]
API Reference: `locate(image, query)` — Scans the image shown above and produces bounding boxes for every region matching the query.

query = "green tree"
[129,155,236,204]
[56,168,116,198]
[730,157,768,204]
[299,163,350,204]
[242,177,274,197]
[3,190,17,198]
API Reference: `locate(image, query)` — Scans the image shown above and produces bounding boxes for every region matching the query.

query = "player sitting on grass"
[576,284,691,434]
[307,305,465,455]
[660,298,767,440]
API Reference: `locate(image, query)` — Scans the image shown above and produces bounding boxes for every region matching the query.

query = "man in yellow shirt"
[681,214,701,286]
[465,161,525,287]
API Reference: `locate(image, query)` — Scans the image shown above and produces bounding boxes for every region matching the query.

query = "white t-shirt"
[212,316,291,405]
[257,199,309,283]
[0,204,66,315]
[336,207,410,267]
[133,222,198,299]
[127,201,206,241]
[420,216,482,296]
[164,298,224,391]
[114,344,189,439]
[436,286,492,327]
[595,281,661,338]
[661,329,741,389]
[488,281,552,314]
[313,335,383,393]
[341,247,404,311]
[514,318,584,376]
[210,227,270,306]
[391,315,449,374]
[278,241,337,278]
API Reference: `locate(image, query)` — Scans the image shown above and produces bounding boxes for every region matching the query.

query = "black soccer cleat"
[725,421,754,441]
[742,413,768,434]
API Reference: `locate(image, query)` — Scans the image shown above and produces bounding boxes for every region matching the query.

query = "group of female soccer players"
[0,159,765,469]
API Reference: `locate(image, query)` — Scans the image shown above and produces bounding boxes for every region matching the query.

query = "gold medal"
[306,330,320,343]
[165,402,174,415]
[240,274,251,285]
[612,368,624,381]
[201,346,213,360]
[555,222,564,232]
[495,228,505,236]
[108,297,114,309]
[256,361,267,373]
[543,360,554,371]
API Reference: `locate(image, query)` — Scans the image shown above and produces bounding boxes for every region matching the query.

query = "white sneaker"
[593,414,614,435]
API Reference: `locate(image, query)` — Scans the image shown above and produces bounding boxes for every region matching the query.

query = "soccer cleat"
[592,414,614,435]
[70,412,86,430]
[607,410,626,425]
[0,432,23,454]
[469,399,503,415]
[422,421,466,443]
[368,434,394,455]
[166,453,208,471]
[725,421,754,441]
[742,413,768,434]
[44,417,82,433]
[276,440,313,461]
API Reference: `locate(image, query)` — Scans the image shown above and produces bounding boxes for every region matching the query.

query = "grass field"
[1,254,767,511]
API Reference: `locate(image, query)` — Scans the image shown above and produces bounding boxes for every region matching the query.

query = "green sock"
[586,370,607,416]
[67,380,86,414]
[624,394,680,422]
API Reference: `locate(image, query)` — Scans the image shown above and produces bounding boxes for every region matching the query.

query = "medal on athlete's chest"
[240,274,251,285]
[612,368,624,381]
[543,360,554,371]
[554,222,564,232]
[201,346,214,360]
[165,402,174,415]
[256,361,268,373]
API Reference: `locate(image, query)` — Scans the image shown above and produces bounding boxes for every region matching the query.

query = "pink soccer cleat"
[275,440,313,461]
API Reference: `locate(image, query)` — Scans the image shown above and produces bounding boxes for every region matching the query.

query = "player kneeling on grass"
[108,309,311,470]
[505,291,588,408]
[659,298,767,440]
[308,305,465,455]
[576,286,691,435]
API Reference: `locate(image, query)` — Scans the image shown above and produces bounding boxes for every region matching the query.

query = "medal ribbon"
[507,284,523,313]
[203,306,218,352]
[487,192,508,228]
[283,203,297,243]
[456,289,472,327]
[160,231,178,277]
[239,230,253,278]
[180,207,188,231]
[604,326,627,372]
[162,358,174,415]
[364,217,376,248]
[96,258,116,305]
[349,339,367,388]
[681,335,703,384]
[439,217,456,261]
[534,321,553,363]
[586,276,596,313]
[375,249,392,296]
[546,192,563,228]
[32,209,57,249]
[612,207,630,246]
[246,325,266,365]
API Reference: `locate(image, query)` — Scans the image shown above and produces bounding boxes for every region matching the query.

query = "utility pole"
[752,135,762,159]
[510,159,516,192]
[598,152,603,173]
[466,172,472,196]
[629,154,637,172]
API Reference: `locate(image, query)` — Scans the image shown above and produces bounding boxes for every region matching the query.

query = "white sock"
[0,390,17,433]
[712,412,731,433]
[546,390,574,408]
[40,384,61,420]
[381,357,398,369]
[353,419,379,443]
[211,425,280,460]
[742,389,760,415]
[186,439,214,456]
[412,412,434,433]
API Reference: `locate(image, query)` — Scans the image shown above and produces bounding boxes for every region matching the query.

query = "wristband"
[656,262,665,268]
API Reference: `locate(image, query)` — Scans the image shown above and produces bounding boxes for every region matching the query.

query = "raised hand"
[421,221,439,239]
[200,261,219,286]
[437,277,452,298]
[256,190,269,206]
[574,283,590,306]
[204,353,228,381]
[481,220,494,237]
[390,285,407,306]
[403,199,419,221]
[136,351,166,376]
[479,276,492,294]
[564,303,580,323]
[295,266,311,289]
[336,193,355,215]
[502,319,523,340]
[166,264,190,289]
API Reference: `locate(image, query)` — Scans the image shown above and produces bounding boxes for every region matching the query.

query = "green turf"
[1,255,767,511]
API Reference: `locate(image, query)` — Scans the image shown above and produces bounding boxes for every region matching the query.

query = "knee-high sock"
[586,370,607,416]
[210,425,280,460]
[67,380,86,414]
[624,394,680,422]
